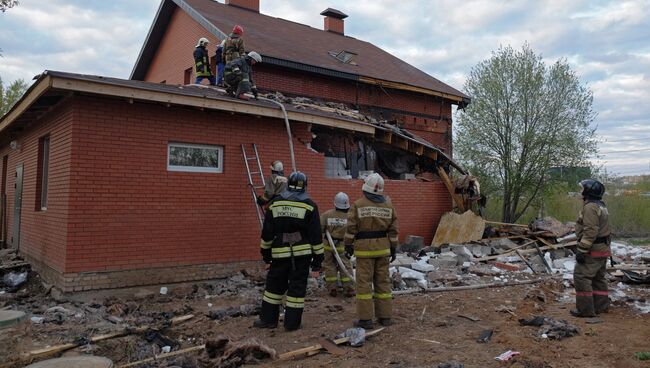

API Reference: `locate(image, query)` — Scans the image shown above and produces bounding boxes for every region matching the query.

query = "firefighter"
[321,192,355,297]
[572,178,611,317]
[257,161,287,206]
[193,37,216,85]
[253,172,324,331]
[344,173,399,329]
[222,25,245,65]
[223,51,261,100]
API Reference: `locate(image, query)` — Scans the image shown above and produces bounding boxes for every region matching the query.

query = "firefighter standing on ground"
[321,192,355,297]
[257,161,287,206]
[572,179,611,318]
[344,173,399,329]
[253,172,324,331]
[193,37,216,85]
[224,51,261,100]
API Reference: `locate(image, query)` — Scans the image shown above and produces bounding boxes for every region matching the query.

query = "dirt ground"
[1,270,649,368]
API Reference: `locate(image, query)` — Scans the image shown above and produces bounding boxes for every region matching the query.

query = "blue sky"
[1,0,649,176]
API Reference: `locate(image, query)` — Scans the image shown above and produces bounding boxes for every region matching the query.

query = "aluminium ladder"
[241,144,266,228]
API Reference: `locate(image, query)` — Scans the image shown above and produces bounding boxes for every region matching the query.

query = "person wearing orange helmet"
[222,25,245,65]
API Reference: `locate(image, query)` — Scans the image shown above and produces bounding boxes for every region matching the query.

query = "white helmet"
[362,173,384,194]
[270,160,283,172]
[247,51,262,63]
[334,192,350,210]
[196,37,210,47]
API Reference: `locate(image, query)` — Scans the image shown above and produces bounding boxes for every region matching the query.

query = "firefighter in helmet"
[344,173,399,329]
[253,172,324,331]
[572,178,611,317]
[321,192,355,297]
[257,160,287,206]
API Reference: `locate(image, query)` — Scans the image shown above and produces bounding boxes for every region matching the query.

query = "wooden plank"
[423,148,438,160]
[0,75,52,132]
[408,141,424,155]
[485,221,529,228]
[358,76,465,102]
[375,130,392,144]
[278,328,385,360]
[392,135,409,150]
[475,241,577,262]
[436,166,465,212]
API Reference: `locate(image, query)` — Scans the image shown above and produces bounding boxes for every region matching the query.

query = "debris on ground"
[2,271,29,292]
[438,361,464,368]
[495,350,521,362]
[476,329,493,343]
[519,316,580,340]
[202,336,277,367]
[336,327,366,347]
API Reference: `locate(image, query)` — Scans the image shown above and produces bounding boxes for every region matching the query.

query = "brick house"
[0,0,469,292]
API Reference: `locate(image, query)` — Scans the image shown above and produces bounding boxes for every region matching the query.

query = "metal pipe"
[258,96,297,172]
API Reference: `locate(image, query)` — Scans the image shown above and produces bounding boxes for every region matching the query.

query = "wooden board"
[432,210,485,247]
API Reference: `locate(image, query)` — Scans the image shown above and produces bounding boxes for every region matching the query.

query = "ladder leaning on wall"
[241,144,266,229]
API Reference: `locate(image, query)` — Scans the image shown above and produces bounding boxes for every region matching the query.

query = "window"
[36,135,50,210]
[328,50,358,64]
[184,67,192,85]
[167,143,223,173]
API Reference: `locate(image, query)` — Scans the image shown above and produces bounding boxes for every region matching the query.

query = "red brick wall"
[63,95,450,275]
[141,7,453,150]
[0,99,73,275]
[145,8,220,84]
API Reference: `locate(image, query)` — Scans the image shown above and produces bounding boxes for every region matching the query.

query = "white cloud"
[1,0,649,175]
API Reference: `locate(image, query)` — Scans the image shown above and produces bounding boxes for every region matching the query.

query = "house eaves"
[0,71,466,174]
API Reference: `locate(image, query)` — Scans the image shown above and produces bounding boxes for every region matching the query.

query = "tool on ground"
[278,327,385,360]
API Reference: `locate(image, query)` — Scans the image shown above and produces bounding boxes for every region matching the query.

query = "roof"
[131,0,470,104]
[0,70,466,173]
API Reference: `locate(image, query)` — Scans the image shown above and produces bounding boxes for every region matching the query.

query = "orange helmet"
[232,25,244,35]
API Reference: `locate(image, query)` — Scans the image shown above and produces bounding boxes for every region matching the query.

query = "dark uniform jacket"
[260,193,324,261]
[344,194,399,258]
[224,57,255,87]
[193,46,213,77]
[576,200,611,256]
[321,209,348,254]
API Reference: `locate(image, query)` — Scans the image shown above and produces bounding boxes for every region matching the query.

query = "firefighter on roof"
[193,37,216,86]
[253,171,324,331]
[344,173,399,329]
[224,51,261,100]
[222,25,245,64]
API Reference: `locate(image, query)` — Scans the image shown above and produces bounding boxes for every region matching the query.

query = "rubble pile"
[389,216,650,314]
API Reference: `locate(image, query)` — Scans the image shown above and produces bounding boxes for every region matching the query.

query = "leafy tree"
[0,0,18,12]
[455,44,597,223]
[0,77,29,117]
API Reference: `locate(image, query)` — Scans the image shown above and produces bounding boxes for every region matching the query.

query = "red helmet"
[233,25,244,35]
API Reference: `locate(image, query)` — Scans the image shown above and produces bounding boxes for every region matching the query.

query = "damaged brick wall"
[142,7,452,150]
[2,94,451,290]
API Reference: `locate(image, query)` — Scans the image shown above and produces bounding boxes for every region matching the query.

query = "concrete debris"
[519,316,580,340]
[208,304,260,320]
[530,217,574,237]
[489,238,519,251]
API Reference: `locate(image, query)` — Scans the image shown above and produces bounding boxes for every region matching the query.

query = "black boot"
[253,319,277,329]
[378,318,392,326]
[354,319,373,329]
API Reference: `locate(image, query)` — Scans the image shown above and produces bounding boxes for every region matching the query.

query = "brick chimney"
[225,0,259,12]
[320,8,348,35]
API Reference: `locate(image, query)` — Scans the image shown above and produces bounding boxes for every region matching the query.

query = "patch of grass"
[483,192,650,237]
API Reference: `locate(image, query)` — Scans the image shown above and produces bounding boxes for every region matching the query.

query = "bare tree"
[1,77,29,117]
[455,44,597,223]
[0,0,18,12]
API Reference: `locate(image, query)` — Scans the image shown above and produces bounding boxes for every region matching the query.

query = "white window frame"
[167,142,224,173]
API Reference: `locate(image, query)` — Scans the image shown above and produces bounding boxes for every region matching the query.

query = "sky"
[0,0,649,176]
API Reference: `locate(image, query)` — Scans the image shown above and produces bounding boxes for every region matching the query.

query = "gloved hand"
[261,248,272,264]
[575,250,586,264]
[311,254,323,271]
[345,244,354,259]
[256,196,266,206]
[390,247,396,263]
[251,86,259,100]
